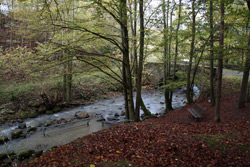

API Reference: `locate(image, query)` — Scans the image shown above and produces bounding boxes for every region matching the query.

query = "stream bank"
[0,87,199,156]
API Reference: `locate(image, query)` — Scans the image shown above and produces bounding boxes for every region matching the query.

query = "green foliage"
[160,72,186,91]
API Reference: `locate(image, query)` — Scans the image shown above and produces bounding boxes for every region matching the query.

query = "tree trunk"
[214,0,224,123]
[135,0,144,122]
[167,1,175,109]
[162,0,173,112]
[128,0,138,88]
[209,0,216,106]
[122,63,129,119]
[237,1,250,109]
[238,39,250,108]
[174,0,182,79]
[140,97,153,117]
[186,0,196,104]
[121,0,135,120]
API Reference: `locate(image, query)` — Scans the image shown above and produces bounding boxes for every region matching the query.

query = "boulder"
[120,111,126,116]
[96,117,105,122]
[20,133,27,138]
[106,117,119,121]
[27,127,37,133]
[44,121,52,127]
[18,123,26,129]
[60,118,67,124]
[75,112,89,119]
[17,119,23,123]
[11,129,23,139]
[114,113,120,117]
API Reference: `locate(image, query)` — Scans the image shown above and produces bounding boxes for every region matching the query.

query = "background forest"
[0,0,250,166]
[0,0,249,123]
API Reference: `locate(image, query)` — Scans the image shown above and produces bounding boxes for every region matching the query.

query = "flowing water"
[0,87,199,154]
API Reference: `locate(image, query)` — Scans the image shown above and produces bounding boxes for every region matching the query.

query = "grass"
[197,134,231,153]
[197,133,250,154]
[67,160,135,167]
[97,160,136,167]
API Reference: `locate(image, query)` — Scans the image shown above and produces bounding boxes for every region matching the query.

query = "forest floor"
[18,79,250,167]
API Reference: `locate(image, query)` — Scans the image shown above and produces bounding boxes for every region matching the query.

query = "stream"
[0,87,199,154]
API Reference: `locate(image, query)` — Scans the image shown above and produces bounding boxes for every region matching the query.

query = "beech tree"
[238,0,250,108]
[209,0,216,106]
[214,0,225,123]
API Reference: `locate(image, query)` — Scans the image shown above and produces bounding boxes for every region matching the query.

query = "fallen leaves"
[18,120,250,167]
[19,88,250,167]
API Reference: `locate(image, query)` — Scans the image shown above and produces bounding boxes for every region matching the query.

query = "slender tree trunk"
[174,0,182,79]
[121,0,135,120]
[135,0,144,122]
[209,0,216,106]
[128,0,137,88]
[167,1,175,110]
[186,0,196,104]
[162,0,172,112]
[122,63,129,119]
[65,60,70,105]
[237,1,250,109]
[10,0,14,47]
[64,9,73,106]
[214,0,224,123]
[62,30,68,105]
[191,39,210,90]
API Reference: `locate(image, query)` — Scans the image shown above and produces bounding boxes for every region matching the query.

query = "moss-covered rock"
[0,109,15,115]
[18,150,35,161]
[20,133,27,138]
[45,110,53,115]
[52,107,61,113]
[0,119,6,124]
[19,112,28,119]
[0,103,9,110]
[44,121,52,127]
[11,129,23,139]
[0,136,9,144]
[28,111,38,118]
[32,103,41,108]
[37,107,46,114]
[34,150,43,157]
